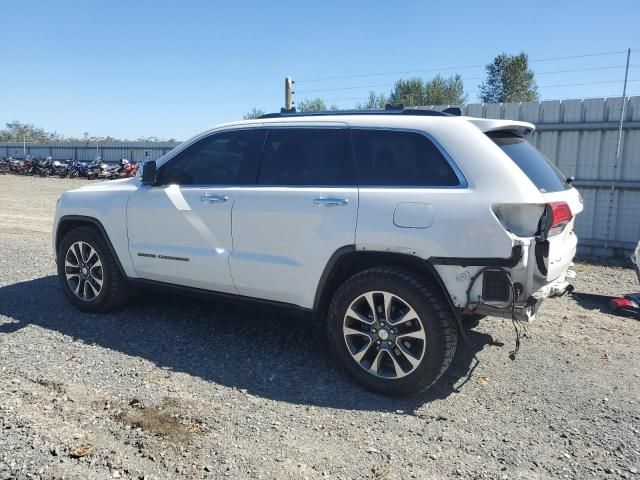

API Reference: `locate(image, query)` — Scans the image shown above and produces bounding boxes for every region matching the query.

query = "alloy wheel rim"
[64,241,103,301]
[343,291,426,379]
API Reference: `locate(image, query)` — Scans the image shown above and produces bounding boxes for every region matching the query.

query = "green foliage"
[426,74,467,105]
[296,97,328,112]
[135,136,178,143]
[0,121,60,143]
[0,121,177,143]
[389,75,467,106]
[479,52,539,103]
[355,91,388,110]
[243,108,266,120]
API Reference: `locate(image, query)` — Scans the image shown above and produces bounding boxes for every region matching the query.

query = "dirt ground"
[0,175,638,480]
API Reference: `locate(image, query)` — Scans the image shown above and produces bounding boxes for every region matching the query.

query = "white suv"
[53,108,582,395]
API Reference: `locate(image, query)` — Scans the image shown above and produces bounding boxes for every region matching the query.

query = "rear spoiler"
[464,118,535,135]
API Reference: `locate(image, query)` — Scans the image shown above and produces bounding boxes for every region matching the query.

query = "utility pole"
[604,47,631,251]
[23,134,26,157]
[285,76,293,111]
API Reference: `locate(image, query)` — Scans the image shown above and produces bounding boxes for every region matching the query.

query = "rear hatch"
[487,131,583,280]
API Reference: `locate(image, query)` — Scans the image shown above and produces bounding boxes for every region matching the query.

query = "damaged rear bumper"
[431,241,576,322]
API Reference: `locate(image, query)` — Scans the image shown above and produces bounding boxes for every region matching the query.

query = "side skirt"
[128,278,313,321]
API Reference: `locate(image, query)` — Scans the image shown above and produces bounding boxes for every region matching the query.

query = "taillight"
[492,204,546,237]
[544,201,573,237]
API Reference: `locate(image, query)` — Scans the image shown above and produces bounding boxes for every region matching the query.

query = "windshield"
[487,131,570,193]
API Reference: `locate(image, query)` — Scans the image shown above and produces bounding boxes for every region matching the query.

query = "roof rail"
[258,106,454,119]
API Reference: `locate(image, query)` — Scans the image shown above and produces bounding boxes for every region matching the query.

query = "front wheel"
[327,267,458,396]
[57,226,128,313]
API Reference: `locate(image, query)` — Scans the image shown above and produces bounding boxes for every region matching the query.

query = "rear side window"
[258,128,355,186]
[487,132,570,193]
[351,129,460,187]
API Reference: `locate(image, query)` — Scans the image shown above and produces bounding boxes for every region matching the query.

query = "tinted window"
[488,132,569,193]
[159,130,260,185]
[258,128,355,186]
[351,129,460,187]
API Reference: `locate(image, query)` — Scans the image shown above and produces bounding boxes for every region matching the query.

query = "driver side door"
[126,128,263,292]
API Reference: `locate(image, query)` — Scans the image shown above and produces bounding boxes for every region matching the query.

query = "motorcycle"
[70,161,90,178]
[108,159,138,179]
[27,157,48,176]
[0,157,10,174]
[57,159,74,178]
[7,157,22,174]
[122,162,139,178]
[37,157,54,177]
[49,159,70,177]
[18,156,34,175]
[86,157,110,180]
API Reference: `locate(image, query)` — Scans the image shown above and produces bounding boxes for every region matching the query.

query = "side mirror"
[141,160,157,185]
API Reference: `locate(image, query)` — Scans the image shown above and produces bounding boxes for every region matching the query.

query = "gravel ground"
[0,175,638,480]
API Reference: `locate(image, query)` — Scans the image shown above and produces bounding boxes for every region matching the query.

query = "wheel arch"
[56,215,127,278]
[313,247,458,326]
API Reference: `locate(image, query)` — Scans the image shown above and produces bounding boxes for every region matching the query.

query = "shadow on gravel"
[0,276,502,413]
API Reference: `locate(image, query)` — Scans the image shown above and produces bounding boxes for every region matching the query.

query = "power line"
[295,65,638,94]
[311,79,640,102]
[323,88,640,104]
[538,78,640,88]
[295,49,631,83]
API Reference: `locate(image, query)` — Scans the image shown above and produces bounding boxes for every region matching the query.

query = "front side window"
[257,128,355,186]
[159,130,260,185]
[351,129,460,187]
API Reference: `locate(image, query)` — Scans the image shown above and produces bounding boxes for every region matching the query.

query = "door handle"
[313,197,349,207]
[200,193,228,203]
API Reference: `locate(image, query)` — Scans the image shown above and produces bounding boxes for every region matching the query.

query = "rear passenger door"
[229,126,358,308]
[352,128,467,257]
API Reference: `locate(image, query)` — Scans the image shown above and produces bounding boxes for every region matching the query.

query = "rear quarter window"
[487,131,570,193]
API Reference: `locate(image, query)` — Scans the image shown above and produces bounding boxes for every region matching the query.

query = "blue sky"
[1,0,639,139]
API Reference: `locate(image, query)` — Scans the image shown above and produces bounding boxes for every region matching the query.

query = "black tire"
[327,267,458,396]
[57,226,128,313]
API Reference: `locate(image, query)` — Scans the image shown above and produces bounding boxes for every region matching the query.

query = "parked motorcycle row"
[0,156,139,180]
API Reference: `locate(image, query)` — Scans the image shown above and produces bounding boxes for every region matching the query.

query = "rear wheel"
[327,267,458,396]
[57,226,128,313]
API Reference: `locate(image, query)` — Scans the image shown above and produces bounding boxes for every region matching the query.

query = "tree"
[389,75,466,106]
[355,91,388,110]
[389,78,426,106]
[0,121,179,143]
[479,52,539,103]
[296,97,327,112]
[425,74,467,105]
[0,121,60,142]
[243,108,266,120]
